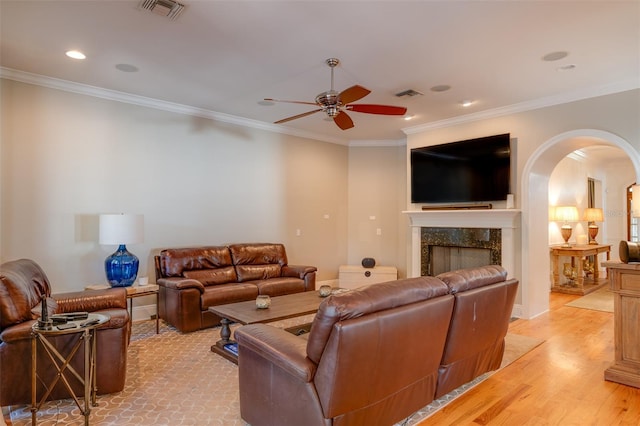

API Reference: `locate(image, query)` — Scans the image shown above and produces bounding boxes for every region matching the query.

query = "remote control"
[57,323,77,330]
[80,319,100,327]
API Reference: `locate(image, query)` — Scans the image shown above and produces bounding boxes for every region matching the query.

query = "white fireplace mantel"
[403,209,522,280]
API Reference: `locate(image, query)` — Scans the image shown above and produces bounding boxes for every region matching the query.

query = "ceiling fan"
[266,58,407,130]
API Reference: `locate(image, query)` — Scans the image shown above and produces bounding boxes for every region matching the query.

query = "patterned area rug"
[6,319,543,426]
[565,287,614,312]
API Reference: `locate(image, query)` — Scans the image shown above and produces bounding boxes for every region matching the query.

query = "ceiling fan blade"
[334,111,354,130]
[274,109,322,124]
[347,104,408,115]
[265,98,318,106]
[339,85,371,104]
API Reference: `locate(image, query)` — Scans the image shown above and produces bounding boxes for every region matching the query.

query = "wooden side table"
[601,261,640,388]
[86,284,160,333]
[549,244,611,295]
[31,313,109,425]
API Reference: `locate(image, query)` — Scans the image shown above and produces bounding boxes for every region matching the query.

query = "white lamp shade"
[553,206,579,222]
[99,214,144,245]
[583,208,604,222]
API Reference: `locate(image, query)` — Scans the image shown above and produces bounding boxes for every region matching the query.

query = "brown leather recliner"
[235,276,455,426]
[434,265,519,398]
[0,259,131,407]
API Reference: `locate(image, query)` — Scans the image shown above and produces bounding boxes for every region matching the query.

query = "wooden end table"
[208,290,329,364]
[86,283,160,334]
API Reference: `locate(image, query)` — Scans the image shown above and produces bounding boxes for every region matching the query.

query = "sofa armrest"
[53,288,127,312]
[235,324,316,382]
[282,265,317,279]
[157,277,204,293]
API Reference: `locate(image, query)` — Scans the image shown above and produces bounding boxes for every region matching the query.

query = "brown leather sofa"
[155,243,317,333]
[234,265,518,426]
[0,259,131,407]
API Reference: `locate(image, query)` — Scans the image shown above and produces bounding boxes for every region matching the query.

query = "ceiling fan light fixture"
[267,58,406,130]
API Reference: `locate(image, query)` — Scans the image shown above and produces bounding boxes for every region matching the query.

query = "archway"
[521,129,640,318]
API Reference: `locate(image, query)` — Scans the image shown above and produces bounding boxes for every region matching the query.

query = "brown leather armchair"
[235,276,455,426]
[0,259,131,407]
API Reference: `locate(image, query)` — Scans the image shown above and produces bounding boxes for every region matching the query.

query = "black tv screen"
[411,133,511,204]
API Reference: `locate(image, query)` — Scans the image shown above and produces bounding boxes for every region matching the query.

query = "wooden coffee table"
[208,290,327,363]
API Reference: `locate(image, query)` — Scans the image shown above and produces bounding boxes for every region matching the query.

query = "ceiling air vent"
[395,89,424,98]
[139,0,186,21]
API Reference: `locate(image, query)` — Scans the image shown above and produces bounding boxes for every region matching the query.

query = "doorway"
[521,129,640,319]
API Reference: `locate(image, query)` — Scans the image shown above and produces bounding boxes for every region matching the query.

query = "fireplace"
[403,209,521,279]
[422,227,501,276]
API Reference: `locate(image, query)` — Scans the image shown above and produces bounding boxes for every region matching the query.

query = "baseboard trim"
[132,304,157,322]
[511,303,524,319]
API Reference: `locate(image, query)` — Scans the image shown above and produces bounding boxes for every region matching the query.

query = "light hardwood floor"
[420,291,640,425]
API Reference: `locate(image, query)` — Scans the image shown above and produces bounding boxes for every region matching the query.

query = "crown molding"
[0,67,348,146]
[348,139,406,148]
[4,67,637,145]
[402,78,640,135]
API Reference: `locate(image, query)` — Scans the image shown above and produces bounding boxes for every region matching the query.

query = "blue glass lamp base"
[105,244,139,287]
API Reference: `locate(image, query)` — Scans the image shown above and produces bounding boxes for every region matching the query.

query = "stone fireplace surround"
[404,209,522,282]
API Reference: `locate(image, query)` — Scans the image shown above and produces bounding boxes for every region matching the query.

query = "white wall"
[1,79,349,291]
[347,144,407,277]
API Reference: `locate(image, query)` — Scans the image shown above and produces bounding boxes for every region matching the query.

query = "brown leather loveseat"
[0,259,131,407]
[235,265,517,426]
[155,243,317,332]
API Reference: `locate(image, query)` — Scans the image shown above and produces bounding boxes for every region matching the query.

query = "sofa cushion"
[183,266,237,285]
[161,246,233,277]
[0,259,52,329]
[436,264,507,294]
[201,283,260,308]
[254,277,305,297]
[235,264,282,282]
[229,243,287,282]
[229,243,287,266]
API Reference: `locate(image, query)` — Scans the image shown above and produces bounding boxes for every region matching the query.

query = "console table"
[550,244,610,295]
[601,261,640,388]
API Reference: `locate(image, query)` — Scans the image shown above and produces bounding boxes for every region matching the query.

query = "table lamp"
[583,208,604,245]
[99,213,144,287]
[553,206,579,247]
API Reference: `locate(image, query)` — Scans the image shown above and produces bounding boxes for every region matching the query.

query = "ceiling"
[1,1,639,145]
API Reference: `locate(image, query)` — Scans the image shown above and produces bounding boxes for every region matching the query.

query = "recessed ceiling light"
[461,100,474,107]
[430,85,451,92]
[557,64,577,71]
[65,50,86,60]
[404,114,415,121]
[115,63,139,72]
[542,51,569,62]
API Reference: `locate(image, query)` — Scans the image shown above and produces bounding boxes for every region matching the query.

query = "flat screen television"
[411,133,511,204]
